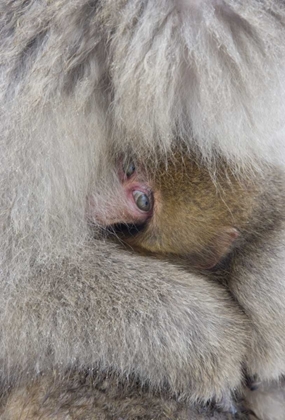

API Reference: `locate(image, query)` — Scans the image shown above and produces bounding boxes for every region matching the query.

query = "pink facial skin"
[87,162,153,227]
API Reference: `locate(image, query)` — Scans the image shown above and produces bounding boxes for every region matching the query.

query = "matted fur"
[1,0,285,418]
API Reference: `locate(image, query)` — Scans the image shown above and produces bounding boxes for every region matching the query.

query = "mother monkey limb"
[1,0,285,418]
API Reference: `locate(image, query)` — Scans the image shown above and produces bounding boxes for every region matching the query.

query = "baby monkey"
[89,152,285,415]
[92,153,260,269]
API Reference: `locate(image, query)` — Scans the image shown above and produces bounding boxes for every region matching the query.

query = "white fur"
[0,0,285,413]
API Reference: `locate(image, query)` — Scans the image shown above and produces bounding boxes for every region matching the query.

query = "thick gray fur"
[1,0,285,418]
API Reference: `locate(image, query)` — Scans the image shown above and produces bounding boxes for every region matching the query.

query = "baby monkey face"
[92,155,256,269]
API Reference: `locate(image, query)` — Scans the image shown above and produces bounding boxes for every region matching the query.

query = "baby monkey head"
[95,154,258,269]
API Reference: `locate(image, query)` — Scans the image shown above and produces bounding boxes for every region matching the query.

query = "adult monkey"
[1,0,285,418]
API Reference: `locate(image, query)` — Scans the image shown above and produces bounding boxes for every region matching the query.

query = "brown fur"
[112,155,259,268]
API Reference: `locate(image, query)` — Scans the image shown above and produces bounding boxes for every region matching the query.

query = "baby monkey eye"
[123,161,136,178]
[132,190,152,212]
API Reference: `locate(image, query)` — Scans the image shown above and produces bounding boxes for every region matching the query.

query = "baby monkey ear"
[196,227,240,270]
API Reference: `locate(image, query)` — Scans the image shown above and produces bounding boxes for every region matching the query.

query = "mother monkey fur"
[1,1,285,418]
